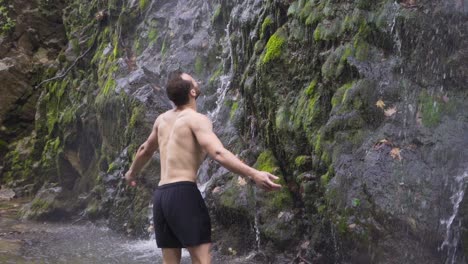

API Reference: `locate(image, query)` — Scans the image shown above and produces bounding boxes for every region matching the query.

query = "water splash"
[439,170,468,264]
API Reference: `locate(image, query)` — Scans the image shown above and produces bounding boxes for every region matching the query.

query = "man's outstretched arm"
[191,114,281,191]
[124,117,160,185]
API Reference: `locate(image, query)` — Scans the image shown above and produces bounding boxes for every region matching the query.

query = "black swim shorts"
[153,181,211,248]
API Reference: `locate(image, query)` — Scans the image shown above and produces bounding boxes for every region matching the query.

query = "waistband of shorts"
[157,181,197,189]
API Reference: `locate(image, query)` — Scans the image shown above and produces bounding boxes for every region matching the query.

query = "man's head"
[166,71,201,106]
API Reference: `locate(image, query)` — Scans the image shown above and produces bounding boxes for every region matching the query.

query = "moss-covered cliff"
[1,0,468,263]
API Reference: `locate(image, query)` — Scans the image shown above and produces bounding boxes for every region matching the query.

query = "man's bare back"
[157,108,207,185]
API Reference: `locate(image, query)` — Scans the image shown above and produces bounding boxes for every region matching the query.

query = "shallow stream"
[0,198,192,264]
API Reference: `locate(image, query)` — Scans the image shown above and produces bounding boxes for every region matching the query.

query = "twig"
[298,256,312,264]
[34,27,99,90]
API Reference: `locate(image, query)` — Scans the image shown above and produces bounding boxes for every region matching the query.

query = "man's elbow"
[138,145,153,158]
[212,148,226,163]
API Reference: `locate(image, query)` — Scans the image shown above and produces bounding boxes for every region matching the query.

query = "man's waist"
[157,180,197,189]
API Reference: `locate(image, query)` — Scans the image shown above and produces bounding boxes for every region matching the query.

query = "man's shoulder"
[184,111,211,129]
[191,112,210,122]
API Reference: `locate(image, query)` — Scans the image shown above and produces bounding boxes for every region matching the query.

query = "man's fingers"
[269,174,279,180]
[267,179,282,189]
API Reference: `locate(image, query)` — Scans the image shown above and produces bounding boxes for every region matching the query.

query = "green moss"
[260,16,273,39]
[322,45,353,82]
[148,28,158,44]
[331,82,354,109]
[139,0,149,10]
[314,19,341,42]
[0,2,15,35]
[305,10,322,26]
[299,1,314,21]
[269,188,293,209]
[129,106,144,128]
[292,80,321,132]
[419,91,442,127]
[85,200,100,218]
[194,56,204,76]
[230,101,239,120]
[275,105,291,131]
[354,39,370,61]
[103,77,116,95]
[107,162,118,173]
[110,32,120,60]
[320,171,331,186]
[209,64,223,84]
[254,150,279,174]
[60,106,77,125]
[294,155,309,168]
[305,79,317,96]
[160,36,169,57]
[219,184,238,209]
[212,4,222,23]
[31,199,52,212]
[262,30,286,65]
[357,0,372,10]
[314,133,323,154]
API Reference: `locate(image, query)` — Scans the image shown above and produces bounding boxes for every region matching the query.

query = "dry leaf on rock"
[390,147,402,161]
[376,99,386,109]
[374,139,392,150]
[384,106,397,117]
[237,177,247,186]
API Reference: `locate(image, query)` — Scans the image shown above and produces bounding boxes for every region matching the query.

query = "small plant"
[351,198,361,207]
[0,1,15,35]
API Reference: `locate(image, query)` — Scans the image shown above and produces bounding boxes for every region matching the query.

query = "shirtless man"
[124,71,282,264]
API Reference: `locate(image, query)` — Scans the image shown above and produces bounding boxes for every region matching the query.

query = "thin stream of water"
[439,170,468,264]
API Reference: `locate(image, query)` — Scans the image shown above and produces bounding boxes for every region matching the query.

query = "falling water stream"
[439,169,468,264]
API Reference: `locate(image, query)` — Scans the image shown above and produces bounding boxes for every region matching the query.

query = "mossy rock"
[261,28,287,65]
[254,151,293,213]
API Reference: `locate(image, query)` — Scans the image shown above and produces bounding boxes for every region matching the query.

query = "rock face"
[0,0,67,159]
[1,0,468,263]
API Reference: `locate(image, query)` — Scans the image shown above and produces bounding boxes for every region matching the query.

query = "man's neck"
[175,101,197,112]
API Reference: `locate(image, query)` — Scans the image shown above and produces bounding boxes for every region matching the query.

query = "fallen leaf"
[212,186,222,194]
[278,212,284,219]
[237,177,247,186]
[390,147,402,161]
[376,99,386,109]
[384,106,397,117]
[373,139,392,150]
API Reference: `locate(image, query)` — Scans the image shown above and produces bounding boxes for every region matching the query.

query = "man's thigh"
[162,248,182,264]
[187,242,211,264]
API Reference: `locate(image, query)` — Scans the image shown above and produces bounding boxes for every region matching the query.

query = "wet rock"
[0,187,16,201]
[20,183,67,221]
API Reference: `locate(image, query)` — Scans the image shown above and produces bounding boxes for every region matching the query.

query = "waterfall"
[253,188,261,251]
[198,21,235,189]
[439,170,468,264]
[207,20,235,124]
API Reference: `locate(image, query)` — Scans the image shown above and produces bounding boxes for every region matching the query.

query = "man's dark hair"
[166,71,192,106]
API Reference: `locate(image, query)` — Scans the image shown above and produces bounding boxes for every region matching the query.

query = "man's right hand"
[124,170,137,187]
[252,171,282,191]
